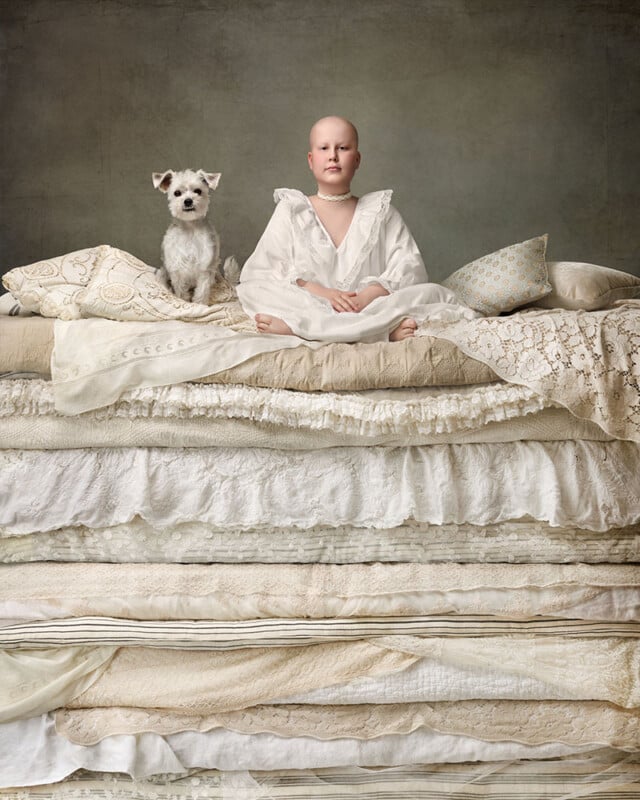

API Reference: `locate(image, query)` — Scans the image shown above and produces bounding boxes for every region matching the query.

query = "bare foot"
[389,318,417,341]
[255,313,294,335]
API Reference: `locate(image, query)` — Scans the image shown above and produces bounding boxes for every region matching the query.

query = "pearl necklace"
[317,190,352,202]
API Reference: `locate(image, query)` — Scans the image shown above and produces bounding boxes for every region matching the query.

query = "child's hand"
[297,279,358,312]
[352,283,390,311]
[326,288,358,312]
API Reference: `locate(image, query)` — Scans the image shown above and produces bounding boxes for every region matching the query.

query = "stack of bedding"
[1,247,640,798]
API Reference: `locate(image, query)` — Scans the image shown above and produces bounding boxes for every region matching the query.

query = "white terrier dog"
[153,169,239,304]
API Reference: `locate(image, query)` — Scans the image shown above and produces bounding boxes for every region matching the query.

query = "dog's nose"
[184,198,193,207]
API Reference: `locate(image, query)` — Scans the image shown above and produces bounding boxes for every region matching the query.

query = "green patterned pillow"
[443,234,551,315]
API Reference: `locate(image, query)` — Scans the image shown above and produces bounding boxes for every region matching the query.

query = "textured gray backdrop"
[1,0,638,282]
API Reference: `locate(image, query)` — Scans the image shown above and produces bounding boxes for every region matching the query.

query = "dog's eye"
[173,190,182,197]
[194,188,202,195]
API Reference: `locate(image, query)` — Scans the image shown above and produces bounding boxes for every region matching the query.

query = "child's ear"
[307,152,313,170]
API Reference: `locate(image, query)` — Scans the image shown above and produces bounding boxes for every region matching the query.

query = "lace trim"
[3,561,636,601]
[336,190,393,291]
[54,700,640,748]
[0,379,551,436]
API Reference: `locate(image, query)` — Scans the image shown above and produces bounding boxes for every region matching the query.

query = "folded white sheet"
[0,713,598,788]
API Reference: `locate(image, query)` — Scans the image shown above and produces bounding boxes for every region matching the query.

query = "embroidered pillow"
[443,234,551,316]
[1,247,103,320]
[77,246,240,323]
[531,261,640,310]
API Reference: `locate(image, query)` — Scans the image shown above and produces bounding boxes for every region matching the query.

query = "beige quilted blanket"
[0,315,495,389]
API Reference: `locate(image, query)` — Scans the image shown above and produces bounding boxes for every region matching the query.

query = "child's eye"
[174,190,182,197]
[194,188,202,195]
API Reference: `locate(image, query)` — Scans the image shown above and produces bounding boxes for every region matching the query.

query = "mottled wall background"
[0,0,638,282]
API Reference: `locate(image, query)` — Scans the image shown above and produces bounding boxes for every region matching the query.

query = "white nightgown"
[237,189,476,342]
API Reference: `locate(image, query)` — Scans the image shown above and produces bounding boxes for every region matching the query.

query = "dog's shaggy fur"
[153,169,238,304]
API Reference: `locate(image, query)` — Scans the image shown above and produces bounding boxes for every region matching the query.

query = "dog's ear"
[199,171,221,191]
[152,171,174,192]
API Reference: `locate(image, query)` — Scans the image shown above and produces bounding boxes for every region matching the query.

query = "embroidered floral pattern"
[425,306,640,442]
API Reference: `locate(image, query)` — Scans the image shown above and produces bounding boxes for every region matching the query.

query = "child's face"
[307,118,361,191]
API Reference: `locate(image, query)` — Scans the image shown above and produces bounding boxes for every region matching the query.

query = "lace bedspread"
[424,305,640,442]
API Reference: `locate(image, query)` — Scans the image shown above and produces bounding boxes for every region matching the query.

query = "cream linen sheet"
[0,646,116,724]
[0,563,637,623]
[50,311,485,414]
[50,305,640,433]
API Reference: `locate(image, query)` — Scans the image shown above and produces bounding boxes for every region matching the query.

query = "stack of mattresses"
[0,310,639,798]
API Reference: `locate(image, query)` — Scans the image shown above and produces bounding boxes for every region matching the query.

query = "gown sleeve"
[357,205,429,293]
[240,200,297,285]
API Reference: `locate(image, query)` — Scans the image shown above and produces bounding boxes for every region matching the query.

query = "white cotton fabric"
[1,441,638,534]
[278,651,630,705]
[237,189,477,343]
[0,713,597,788]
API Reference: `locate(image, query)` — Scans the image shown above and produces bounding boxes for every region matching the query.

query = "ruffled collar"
[272,189,394,289]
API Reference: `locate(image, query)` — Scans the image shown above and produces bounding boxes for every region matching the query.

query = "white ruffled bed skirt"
[1,441,639,534]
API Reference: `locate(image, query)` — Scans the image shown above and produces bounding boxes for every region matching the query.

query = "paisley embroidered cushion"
[443,234,551,316]
[76,246,239,323]
[1,247,102,320]
[531,261,640,310]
